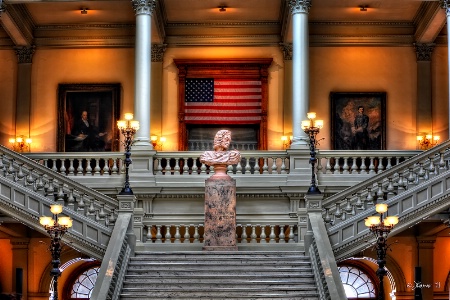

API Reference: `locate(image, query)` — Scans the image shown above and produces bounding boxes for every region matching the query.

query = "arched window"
[69,266,100,299]
[338,265,376,299]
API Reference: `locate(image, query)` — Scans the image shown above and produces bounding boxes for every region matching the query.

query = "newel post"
[304,194,324,255]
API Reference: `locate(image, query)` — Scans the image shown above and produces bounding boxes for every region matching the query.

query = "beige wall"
[29,48,135,151]
[0,50,17,144]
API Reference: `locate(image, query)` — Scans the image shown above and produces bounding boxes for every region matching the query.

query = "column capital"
[440,0,450,16]
[289,0,312,14]
[414,43,435,61]
[132,0,156,16]
[279,43,293,60]
[151,43,167,62]
[14,45,35,63]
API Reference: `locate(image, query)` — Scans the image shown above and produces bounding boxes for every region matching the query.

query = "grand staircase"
[119,251,319,300]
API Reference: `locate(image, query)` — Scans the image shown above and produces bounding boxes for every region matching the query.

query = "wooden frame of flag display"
[174,59,273,151]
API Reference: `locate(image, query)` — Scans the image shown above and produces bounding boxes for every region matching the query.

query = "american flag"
[184,78,262,124]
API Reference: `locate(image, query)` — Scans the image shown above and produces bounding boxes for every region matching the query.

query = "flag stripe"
[185,78,262,124]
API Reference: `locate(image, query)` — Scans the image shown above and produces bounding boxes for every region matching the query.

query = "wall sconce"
[218,6,227,12]
[9,136,32,152]
[81,8,88,14]
[359,5,368,12]
[281,135,293,149]
[416,134,440,150]
[150,135,166,150]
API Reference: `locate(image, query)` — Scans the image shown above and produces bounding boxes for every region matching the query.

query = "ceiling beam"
[0,3,34,46]
[414,1,446,43]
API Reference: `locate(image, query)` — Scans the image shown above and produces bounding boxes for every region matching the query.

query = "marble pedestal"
[203,165,237,251]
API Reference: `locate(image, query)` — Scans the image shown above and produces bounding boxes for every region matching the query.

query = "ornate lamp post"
[117,113,140,195]
[301,112,323,194]
[39,204,73,300]
[365,203,399,300]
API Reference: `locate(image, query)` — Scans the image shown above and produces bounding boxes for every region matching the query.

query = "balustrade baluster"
[86,160,93,174]
[366,187,374,206]
[111,159,118,174]
[165,158,172,175]
[174,225,181,243]
[369,157,375,174]
[183,225,190,243]
[439,152,447,171]
[351,157,358,174]
[376,182,384,200]
[259,225,267,243]
[77,194,86,214]
[102,159,110,175]
[227,164,233,174]
[360,156,368,174]
[325,157,332,174]
[56,182,65,205]
[174,158,181,175]
[192,159,199,175]
[271,157,277,174]
[262,158,269,174]
[317,157,323,175]
[417,163,426,183]
[183,157,189,175]
[397,172,406,192]
[200,162,207,174]
[342,158,350,174]
[36,174,45,191]
[155,225,162,243]
[46,178,55,195]
[58,160,66,174]
[280,157,287,174]
[98,204,107,220]
[67,189,75,210]
[386,157,392,170]
[355,193,364,210]
[77,159,84,175]
[87,197,96,218]
[344,198,352,213]
[193,225,200,243]
[386,178,395,198]
[428,156,436,178]
[278,225,286,243]
[269,225,276,243]
[244,157,251,174]
[254,158,260,174]
[17,163,25,183]
[93,159,101,175]
[26,168,35,187]
[250,225,257,243]
[241,224,248,243]
[334,203,342,219]
[68,159,75,175]
[323,209,332,223]
[164,225,172,243]
[288,225,294,243]
[108,209,116,227]
[50,159,58,173]
[236,160,243,174]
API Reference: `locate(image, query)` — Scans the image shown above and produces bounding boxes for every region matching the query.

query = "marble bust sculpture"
[200,130,241,166]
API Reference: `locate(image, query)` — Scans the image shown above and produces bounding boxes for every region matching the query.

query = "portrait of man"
[331,92,386,150]
[71,110,108,151]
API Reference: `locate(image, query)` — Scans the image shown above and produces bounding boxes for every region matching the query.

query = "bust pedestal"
[203,164,237,251]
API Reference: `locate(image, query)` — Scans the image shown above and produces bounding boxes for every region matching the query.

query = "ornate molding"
[288,0,312,14]
[414,43,435,61]
[151,43,166,62]
[440,0,450,16]
[279,42,292,60]
[132,0,157,16]
[14,45,35,63]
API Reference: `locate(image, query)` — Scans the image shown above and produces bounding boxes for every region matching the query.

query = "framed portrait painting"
[57,83,121,152]
[330,92,386,150]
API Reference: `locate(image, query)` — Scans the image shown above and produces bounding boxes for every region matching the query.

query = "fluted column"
[441,0,450,137]
[288,0,311,148]
[414,43,435,139]
[131,0,156,148]
[14,46,35,139]
[280,43,293,141]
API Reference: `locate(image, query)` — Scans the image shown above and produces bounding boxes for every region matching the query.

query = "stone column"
[414,43,435,142]
[288,0,312,148]
[14,46,35,139]
[441,0,450,137]
[203,165,237,251]
[10,238,29,299]
[416,236,436,300]
[131,0,156,148]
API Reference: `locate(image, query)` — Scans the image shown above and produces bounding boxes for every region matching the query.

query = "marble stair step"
[127,263,310,270]
[133,251,308,259]
[123,276,315,284]
[129,258,311,264]
[126,269,314,276]
[120,290,320,299]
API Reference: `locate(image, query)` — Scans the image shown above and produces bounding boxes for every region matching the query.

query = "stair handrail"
[90,213,132,300]
[308,212,347,300]
[0,145,118,209]
[322,140,450,208]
